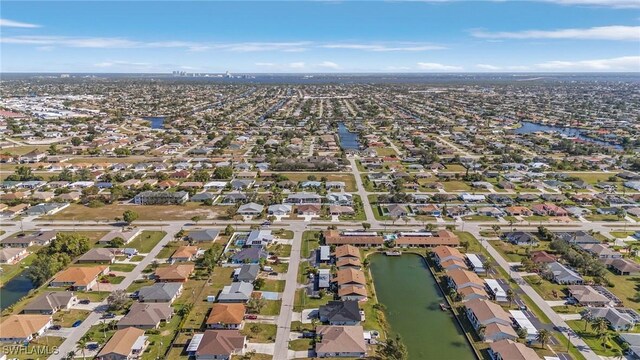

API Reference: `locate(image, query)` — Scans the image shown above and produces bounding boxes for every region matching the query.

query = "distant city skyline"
[1,0,639,73]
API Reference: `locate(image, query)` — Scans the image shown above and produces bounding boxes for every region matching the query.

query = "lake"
[337,122,361,150]
[513,121,622,150]
[0,270,34,310]
[143,116,165,129]
[370,254,476,360]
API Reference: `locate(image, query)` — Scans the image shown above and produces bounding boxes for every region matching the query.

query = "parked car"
[102,313,115,319]
[79,299,91,305]
[244,314,258,320]
[72,320,83,327]
[50,325,61,330]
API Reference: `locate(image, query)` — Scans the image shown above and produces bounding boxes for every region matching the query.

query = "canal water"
[513,121,622,150]
[370,254,475,360]
[337,122,361,150]
[143,116,165,129]
[0,270,34,310]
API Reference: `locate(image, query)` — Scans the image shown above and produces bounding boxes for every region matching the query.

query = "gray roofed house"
[138,283,184,303]
[619,333,640,359]
[117,303,173,329]
[234,264,260,283]
[319,301,362,325]
[230,179,254,190]
[217,282,253,303]
[555,231,600,245]
[318,269,331,289]
[284,192,322,204]
[546,262,584,285]
[0,247,28,264]
[231,248,268,264]
[191,192,217,202]
[24,203,69,216]
[267,204,292,215]
[502,232,538,246]
[188,229,220,243]
[245,230,273,247]
[222,192,247,204]
[98,229,142,245]
[22,292,77,315]
[237,203,264,216]
[133,191,188,205]
[586,307,638,331]
[0,230,57,248]
[77,248,116,263]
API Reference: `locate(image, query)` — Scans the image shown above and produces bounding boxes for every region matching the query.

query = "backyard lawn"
[566,320,625,357]
[241,323,277,343]
[126,231,165,253]
[301,231,321,258]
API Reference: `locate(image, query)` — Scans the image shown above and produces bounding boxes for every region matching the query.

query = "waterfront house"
[315,325,366,358]
[489,339,541,360]
[319,301,362,325]
[22,292,77,315]
[395,230,460,248]
[0,247,29,264]
[465,299,517,342]
[50,265,109,290]
[0,315,52,343]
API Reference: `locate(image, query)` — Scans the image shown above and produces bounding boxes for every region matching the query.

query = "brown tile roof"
[324,231,384,246]
[338,285,368,298]
[490,339,541,360]
[315,325,366,354]
[154,264,195,281]
[433,245,465,261]
[447,268,485,289]
[171,246,199,259]
[465,299,511,323]
[335,268,366,286]
[52,266,108,286]
[196,330,245,357]
[334,245,360,259]
[0,315,51,338]
[97,327,146,357]
[336,257,362,268]
[396,230,460,247]
[206,304,246,326]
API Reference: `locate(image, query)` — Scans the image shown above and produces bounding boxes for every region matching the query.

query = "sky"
[1,0,639,73]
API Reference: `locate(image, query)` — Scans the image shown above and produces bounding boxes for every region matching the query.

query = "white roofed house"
[237,202,264,216]
[267,203,292,216]
[245,229,274,248]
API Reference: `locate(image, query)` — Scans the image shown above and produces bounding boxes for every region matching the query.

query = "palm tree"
[536,329,551,349]
[590,317,610,337]
[506,289,514,308]
[77,335,89,360]
[477,324,487,339]
[375,335,408,360]
[580,310,591,331]
[598,330,611,347]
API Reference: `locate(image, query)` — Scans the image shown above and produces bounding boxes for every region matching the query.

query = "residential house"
[138,283,183,303]
[395,230,460,248]
[567,285,610,306]
[546,262,584,285]
[96,327,148,360]
[191,330,246,360]
[234,264,260,283]
[489,339,541,360]
[188,229,220,243]
[206,303,246,330]
[585,307,637,331]
[502,232,538,246]
[133,191,188,205]
[319,301,362,325]
[0,230,57,248]
[22,292,77,315]
[217,282,253,303]
[447,268,488,302]
[0,247,29,264]
[154,264,195,282]
[98,229,142,245]
[50,266,109,290]
[0,315,52,343]
[117,303,173,329]
[323,230,384,247]
[315,325,366,358]
[608,259,640,276]
[170,246,200,263]
[77,248,116,264]
[231,248,268,264]
[237,202,264,216]
[465,299,517,342]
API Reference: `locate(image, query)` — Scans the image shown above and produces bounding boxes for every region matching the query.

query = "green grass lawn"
[301,231,321,258]
[241,323,277,343]
[293,289,330,311]
[259,279,285,292]
[566,320,625,357]
[585,214,623,222]
[52,309,91,327]
[126,231,165,253]
[289,338,314,351]
[610,231,635,238]
[273,229,294,239]
[605,273,640,311]
[268,244,292,258]
[9,336,65,360]
[108,263,136,272]
[443,181,471,192]
[522,275,567,300]
[156,241,184,259]
[0,252,37,285]
[464,215,497,221]
[259,300,282,316]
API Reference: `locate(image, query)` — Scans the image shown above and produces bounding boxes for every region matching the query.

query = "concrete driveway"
[246,342,275,355]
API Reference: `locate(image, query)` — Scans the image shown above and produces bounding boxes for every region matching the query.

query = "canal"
[513,121,622,150]
[369,254,475,360]
[337,122,360,150]
[0,270,34,310]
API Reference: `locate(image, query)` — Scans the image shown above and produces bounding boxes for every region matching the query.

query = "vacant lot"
[126,231,165,253]
[45,203,227,221]
[275,172,357,192]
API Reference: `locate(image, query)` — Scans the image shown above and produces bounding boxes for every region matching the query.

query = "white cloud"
[476,64,502,70]
[472,25,640,41]
[94,61,152,68]
[0,18,41,28]
[322,43,445,51]
[2,36,139,48]
[536,55,640,71]
[417,62,463,71]
[289,62,306,69]
[255,62,276,67]
[317,61,340,69]
[543,0,640,8]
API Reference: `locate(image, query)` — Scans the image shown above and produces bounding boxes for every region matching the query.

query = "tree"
[516,327,528,340]
[491,224,501,237]
[506,289,514,308]
[108,237,125,248]
[213,166,233,179]
[191,215,203,225]
[193,169,210,182]
[71,136,82,146]
[225,224,234,236]
[590,317,610,337]
[580,310,591,331]
[253,278,265,290]
[362,222,371,231]
[107,289,129,311]
[77,335,90,360]
[246,297,266,314]
[375,335,407,360]
[536,329,551,349]
[122,210,138,224]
